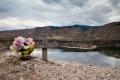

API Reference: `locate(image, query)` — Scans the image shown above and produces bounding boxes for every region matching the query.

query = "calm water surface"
[6,48,120,69]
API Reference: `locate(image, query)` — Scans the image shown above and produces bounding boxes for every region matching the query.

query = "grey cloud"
[0,0,13,18]
[78,0,120,25]
[0,0,120,30]
[109,0,120,15]
[0,7,9,13]
[0,24,16,31]
[0,0,22,18]
[95,6,112,14]
[69,0,88,7]
[88,5,113,23]
[0,0,10,13]
[43,0,62,4]
[110,0,120,8]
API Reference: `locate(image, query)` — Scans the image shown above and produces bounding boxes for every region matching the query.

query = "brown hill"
[0,21,120,48]
[85,21,120,40]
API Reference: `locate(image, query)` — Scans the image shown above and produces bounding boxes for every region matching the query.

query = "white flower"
[24,46,29,49]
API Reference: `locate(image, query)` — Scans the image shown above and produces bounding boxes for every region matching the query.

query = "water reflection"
[100,50,120,69]
[100,50,120,58]
[4,48,120,69]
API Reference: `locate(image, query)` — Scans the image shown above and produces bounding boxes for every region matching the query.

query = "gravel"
[0,54,120,80]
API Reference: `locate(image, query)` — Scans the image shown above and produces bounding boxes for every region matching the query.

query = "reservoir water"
[6,48,120,69]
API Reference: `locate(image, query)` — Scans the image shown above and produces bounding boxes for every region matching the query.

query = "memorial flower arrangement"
[10,36,35,59]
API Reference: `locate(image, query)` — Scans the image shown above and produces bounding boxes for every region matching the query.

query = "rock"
[0,55,120,80]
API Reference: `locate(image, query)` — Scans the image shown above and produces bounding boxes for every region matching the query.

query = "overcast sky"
[0,0,120,30]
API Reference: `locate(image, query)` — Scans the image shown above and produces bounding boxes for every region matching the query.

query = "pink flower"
[26,38,33,44]
[13,36,26,50]
[10,36,35,53]
[26,38,35,48]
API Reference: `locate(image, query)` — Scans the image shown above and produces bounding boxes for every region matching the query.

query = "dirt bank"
[0,54,120,80]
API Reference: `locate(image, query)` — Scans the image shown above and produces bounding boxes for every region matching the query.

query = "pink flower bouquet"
[10,36,35,59]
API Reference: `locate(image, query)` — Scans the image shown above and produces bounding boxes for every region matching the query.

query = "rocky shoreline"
[0,54,120,80]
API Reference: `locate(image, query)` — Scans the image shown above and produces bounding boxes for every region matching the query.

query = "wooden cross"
[42,38,48,62]
[42,28,48,62]
[42,47,48,62]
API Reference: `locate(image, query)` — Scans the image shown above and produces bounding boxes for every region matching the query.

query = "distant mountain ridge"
[0,21,120,41]
[46,24,94,31]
